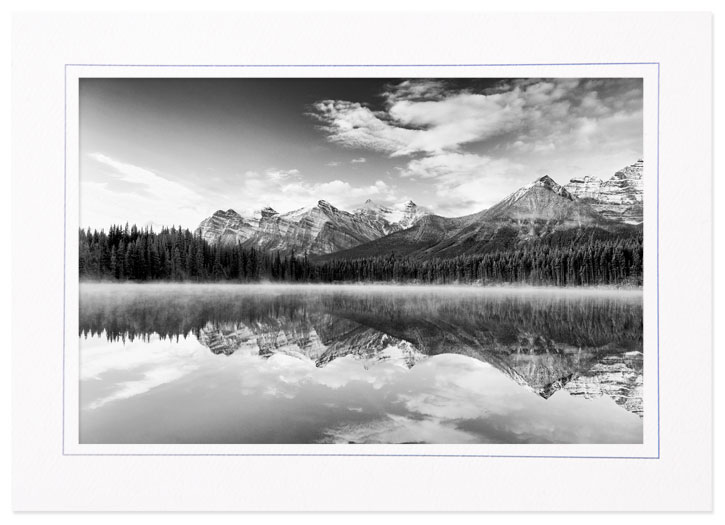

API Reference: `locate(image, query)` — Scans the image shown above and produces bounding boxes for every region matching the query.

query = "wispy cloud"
[215,168,399,214]
[351,157,366,164]
[81,153,209,229]
[399,153,523,214]
[82,153,403,227]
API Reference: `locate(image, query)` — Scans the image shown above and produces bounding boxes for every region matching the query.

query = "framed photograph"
[12,12,713,511]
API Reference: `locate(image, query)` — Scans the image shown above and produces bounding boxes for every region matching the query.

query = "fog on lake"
[79,283,644,444]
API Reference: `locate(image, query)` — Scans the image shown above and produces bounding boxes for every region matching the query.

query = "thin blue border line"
[62,64,67,455]
[656,62,661,459]
[65,62,658,67]
[64,62,661,459]
[60,453,657,459]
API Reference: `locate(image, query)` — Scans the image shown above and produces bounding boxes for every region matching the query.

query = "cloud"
[81,334,205,410]
[399,153,523,215]
[81,153,210,229]
[382,79,449,103]
[203,167,400,216]
[350,157,366,164]
[278,178,394,210]
[82,153,401,227]
[310,78,642,159]
[266,168,300,182]
[309,100,416,156]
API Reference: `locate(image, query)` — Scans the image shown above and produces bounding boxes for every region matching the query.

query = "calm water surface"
[79,283,644,444]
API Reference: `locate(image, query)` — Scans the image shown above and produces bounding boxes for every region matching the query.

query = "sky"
[80,77,643,230]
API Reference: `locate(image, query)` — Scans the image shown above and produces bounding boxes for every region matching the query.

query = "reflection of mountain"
[564,352,644,417]
[80,287,644,416]
[196,320,427,370]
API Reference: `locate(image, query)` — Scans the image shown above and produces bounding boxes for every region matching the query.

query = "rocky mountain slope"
[564,160,644,223]
[353,199,430,234]
[196,199,430,255]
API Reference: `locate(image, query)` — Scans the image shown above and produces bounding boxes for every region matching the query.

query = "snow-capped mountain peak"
[353,199,429,234]
[197,198,430,255]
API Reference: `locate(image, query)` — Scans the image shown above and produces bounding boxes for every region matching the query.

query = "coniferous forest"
[79,224,643,287]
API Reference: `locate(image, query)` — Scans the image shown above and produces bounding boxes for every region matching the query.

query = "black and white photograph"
[78,77,645,445]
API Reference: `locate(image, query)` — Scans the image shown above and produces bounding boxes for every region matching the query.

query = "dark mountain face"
[315,214,472,260]
[483,175,598,223]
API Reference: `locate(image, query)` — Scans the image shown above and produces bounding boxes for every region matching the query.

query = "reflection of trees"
[80,288,643,409]
[79,291,315,342]
[80,289,642,352]
[318,292,641,350]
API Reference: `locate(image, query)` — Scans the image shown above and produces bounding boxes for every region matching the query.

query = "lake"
[79,283,644,444]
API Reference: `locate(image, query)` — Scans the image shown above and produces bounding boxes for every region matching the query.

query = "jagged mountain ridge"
[196,199,430,256]
[197,160,643,259]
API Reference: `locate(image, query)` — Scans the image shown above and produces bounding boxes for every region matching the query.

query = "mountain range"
[196,160,644,259]
[196,199,428,256]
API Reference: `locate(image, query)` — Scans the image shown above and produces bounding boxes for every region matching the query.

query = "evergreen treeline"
[79,224,643,286]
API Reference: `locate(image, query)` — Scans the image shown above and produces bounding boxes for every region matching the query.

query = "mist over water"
[79,283,643,444]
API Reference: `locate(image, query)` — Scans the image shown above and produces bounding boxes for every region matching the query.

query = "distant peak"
[512,174,573,201]
[532,175,566,193]
[260,206,278,218]
[534,174,557,185]
[214,208,240,217]
[317,200,338,212]
[362,198,382,209]
[404,200,417,207]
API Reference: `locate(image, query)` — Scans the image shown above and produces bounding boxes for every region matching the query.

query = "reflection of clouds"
[88,367,193,410]
[397,355,525,420]
[81,333,206,410]
[234,354,403,398]
[321,414,481,444]
[81,334,642,444]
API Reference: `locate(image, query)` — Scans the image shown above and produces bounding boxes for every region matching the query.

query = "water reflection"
[79,284,644,444]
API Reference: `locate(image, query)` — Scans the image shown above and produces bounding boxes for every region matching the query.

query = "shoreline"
[79,280,643,294]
